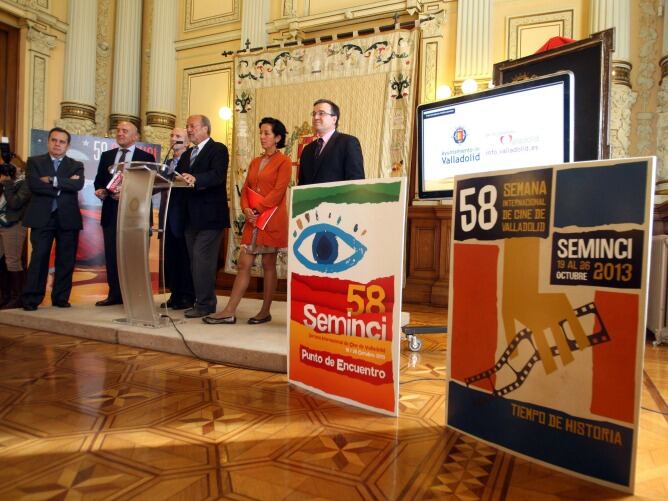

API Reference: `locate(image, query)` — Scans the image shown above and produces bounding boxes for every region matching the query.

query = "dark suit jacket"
[176,139,230,231]
[23,154,85,229]
[298,131,364,185]
[160,156,188,237]
[94,147,156,227]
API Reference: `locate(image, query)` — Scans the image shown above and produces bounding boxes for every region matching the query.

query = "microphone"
[160,140,185,177]
[162,140,184,165]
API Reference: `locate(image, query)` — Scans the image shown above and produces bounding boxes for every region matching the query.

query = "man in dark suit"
[178,115,229,318]
[298,99,365,185]
[22,127,84,310]
[93,121,155,306]
[159,127,194,309]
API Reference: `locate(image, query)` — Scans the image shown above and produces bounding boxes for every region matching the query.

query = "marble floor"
[0,304,666,500]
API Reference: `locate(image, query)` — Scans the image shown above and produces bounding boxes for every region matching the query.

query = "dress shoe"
[22,304,37,311]
[248,314,272,325]
[171,301,194,310]
[184,307,214,318]
[203,315,236,325]
[96,298,123,307]
[52,301,71,308]
[160,299,194,310]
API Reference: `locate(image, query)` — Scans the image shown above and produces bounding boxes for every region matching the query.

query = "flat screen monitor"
[417,71,574,199]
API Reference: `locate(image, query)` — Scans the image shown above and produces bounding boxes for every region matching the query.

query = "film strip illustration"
[465,302,610,396]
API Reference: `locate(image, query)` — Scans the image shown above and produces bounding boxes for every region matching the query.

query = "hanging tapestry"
[226,28,419,277]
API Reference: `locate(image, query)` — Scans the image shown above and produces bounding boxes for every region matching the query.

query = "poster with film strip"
[447,158,655,492]
[288,178,407,416]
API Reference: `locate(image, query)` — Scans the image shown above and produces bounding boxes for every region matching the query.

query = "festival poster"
[288,178,407,415]
[447,158,655,492]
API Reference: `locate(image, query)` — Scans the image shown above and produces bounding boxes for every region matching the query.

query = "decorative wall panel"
[507,10,573,60]
[181,63,234,146]
[184,0,239,31]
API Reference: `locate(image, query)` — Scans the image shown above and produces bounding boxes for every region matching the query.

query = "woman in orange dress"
[203,117,291,325]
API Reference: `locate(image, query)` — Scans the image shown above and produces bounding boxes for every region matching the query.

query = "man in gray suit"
[22,127,84,310]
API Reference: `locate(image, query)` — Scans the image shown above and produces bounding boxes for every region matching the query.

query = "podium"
[111,161,190,327]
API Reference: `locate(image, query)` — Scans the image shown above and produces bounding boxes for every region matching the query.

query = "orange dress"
[240,152,292,249]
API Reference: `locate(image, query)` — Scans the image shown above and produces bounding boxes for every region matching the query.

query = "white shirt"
[114,144,136,164]
[192,136,210,155]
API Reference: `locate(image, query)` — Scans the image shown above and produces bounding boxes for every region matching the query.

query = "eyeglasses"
[310,111,334,118]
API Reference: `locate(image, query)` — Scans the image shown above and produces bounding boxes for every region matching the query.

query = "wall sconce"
[436,85,453,100]
[461,79,478,94]
[218,106,233,120]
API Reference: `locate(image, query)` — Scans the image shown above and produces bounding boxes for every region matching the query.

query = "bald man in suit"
[93,121,155,306]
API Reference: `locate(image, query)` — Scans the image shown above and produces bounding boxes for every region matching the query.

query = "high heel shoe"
[202,315,236,324]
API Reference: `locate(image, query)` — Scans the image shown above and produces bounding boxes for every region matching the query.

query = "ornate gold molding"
[31,55,45,129]
[184,0,239,32]
[269,1,423,37]
[636,0,659,156]
[283,0,296,18]
[146,111,176,128]
[612,61,632,88]
[609,83,637,158]
[95,0,113,136]
[26,23,56,55]
[109,113,141,131]
[11,0,49,10]
[60,101,97,121]
[423,41,438,103]
[660,55,668,84]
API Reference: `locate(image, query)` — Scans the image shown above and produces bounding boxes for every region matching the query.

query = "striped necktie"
[189,145,199,167]
[51,158,61,212]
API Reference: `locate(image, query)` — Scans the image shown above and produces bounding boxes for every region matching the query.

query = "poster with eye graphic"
[288,178,407,416]
[447,158,655,492]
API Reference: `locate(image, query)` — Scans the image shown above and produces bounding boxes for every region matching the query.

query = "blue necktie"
[51,158,61,212]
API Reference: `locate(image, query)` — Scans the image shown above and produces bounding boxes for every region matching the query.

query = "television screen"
[417,71,574,199]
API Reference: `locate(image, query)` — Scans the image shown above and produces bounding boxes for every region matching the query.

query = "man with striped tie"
[177,115,230,318]
[22,127,84,310]
[93,121,155,306]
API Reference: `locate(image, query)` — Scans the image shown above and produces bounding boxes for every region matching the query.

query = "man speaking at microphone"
[93,121,155,306]
[159,127,194,309]
[177,115,229,318]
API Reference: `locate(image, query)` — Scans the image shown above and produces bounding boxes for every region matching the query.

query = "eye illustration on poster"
[288,179,407,416]
[447,158,655,492]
